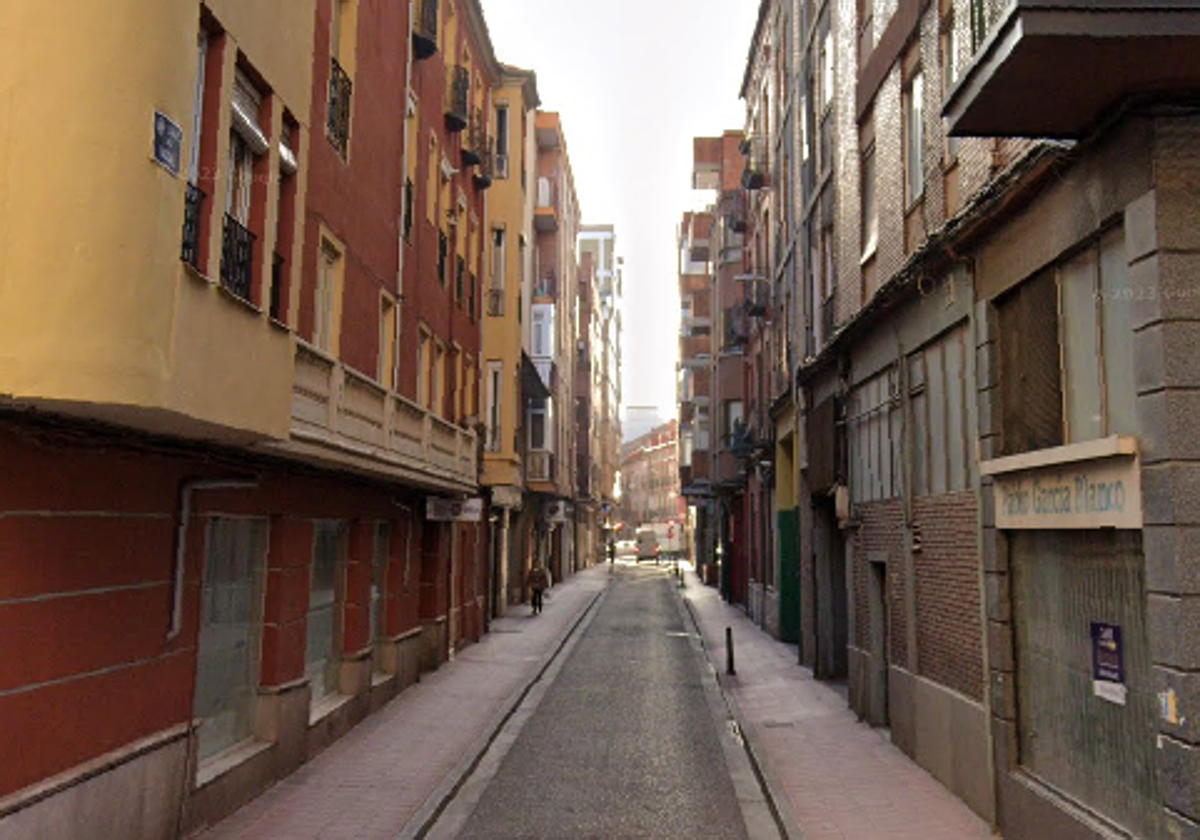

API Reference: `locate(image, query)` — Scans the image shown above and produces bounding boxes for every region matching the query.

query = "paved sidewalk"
[198,566,610,840]
[679,566,997,840]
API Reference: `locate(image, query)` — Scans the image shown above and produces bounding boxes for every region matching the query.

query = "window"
[417,327,431,408]
[485,361,502,451]
[182,32,210,269]
[491,228,507,291]
[316,238,343,354]
[432,340,445,417]
[438,230,449,286]
[860,121,877,257]
[722,399,744,448]
[222,73,267,302]
[327,0,356,157]
[380,294,397,390]
[528,397,548,450]
[194,517,268,761]
[531,304,554,357]
[904,70,925,206]
[941,9,960,163]
[822,31,834,110]
[426,134,439,224]
[908,325,970,497]
[307,521,346,709]
[404,98,418,242]
[369,522,390,667]
[494,104,509,178]
[858,0,874,66]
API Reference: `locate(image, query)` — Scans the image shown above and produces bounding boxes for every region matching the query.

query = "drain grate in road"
[762,720,795,729]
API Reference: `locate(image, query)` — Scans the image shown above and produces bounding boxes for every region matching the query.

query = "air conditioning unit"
[544,501,569,522]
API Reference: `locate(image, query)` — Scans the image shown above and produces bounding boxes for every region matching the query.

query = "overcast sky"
[481,0,760,418]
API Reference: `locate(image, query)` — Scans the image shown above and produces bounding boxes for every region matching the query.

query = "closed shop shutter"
[1012,530,1159,837]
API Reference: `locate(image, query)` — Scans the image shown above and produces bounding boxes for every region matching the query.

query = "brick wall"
[914,491,984,701]
[853,499,907,666]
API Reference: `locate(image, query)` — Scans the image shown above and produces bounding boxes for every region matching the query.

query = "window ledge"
[182,261,212,287]
[217,283,264,316]
[980,435,1138,477]
[195,737,273,789]
[308,692,354,727]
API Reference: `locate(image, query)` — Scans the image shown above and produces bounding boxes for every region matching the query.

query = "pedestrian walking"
[527,562,550,615]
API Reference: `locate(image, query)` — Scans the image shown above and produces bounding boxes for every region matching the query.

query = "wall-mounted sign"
[426,497,483,522]
[152,110,184,177]
[992,455,1141,530]
[1091,622,1127,706]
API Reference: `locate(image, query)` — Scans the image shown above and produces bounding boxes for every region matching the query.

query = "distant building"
[619,420,684,534]
[622,405,665,442]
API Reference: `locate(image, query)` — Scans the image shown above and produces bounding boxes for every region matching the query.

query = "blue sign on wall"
[153,110,183,177]
[1091,622,1126,705]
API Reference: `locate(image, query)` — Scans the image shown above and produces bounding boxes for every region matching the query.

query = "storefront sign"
[426,497,483,522]
[1091,622,1127,706]
[992,455,1141,530]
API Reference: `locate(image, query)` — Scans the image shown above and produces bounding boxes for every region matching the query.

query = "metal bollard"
[726,626,736,676]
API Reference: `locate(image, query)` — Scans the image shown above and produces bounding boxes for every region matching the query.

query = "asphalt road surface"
[441,565,755,840]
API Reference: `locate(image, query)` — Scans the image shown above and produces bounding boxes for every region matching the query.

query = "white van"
[635,527,660,561]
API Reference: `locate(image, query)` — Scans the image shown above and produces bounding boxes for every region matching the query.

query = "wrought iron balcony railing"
[741,135,768,190]
[181,182,205,268]
[472,136,494,190]
[412,0,438,60]
[327,58,352,157]
[462,108,485,166]
[445,66,469,132]
[220,214,255,303]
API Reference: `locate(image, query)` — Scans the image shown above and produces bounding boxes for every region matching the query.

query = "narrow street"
[426,564,762,839]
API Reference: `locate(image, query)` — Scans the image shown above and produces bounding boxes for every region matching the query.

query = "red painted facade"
[0,417,461,801]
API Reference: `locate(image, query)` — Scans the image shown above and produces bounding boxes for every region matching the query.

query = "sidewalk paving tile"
[680,566,998,840]
[195,567,609,839]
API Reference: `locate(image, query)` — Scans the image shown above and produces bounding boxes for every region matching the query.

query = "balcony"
[741,135,768,190]
[534,359,557,392]
[444,66,469,133]
[723,305,749,348]
[220,214,255,303]
[534,176,558,231]
[327,58,352,157]
[945,1,1200,139]
[472,136,495,190]
[527,450,555,484]
[724,191,747,234]
[181,182,205,268]
[283,343,478,491]
[412,0,438,60]
[462,108,485,166]
[486,288,504,317]
[742,276,770,318]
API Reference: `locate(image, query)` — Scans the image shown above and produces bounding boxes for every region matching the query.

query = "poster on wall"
[1091,622,1127,706]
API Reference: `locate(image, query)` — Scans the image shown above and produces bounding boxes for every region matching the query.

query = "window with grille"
[194,517,268,761]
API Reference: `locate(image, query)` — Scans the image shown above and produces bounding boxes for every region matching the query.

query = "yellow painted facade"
[0,0,314,443]
[480,69,538,492]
